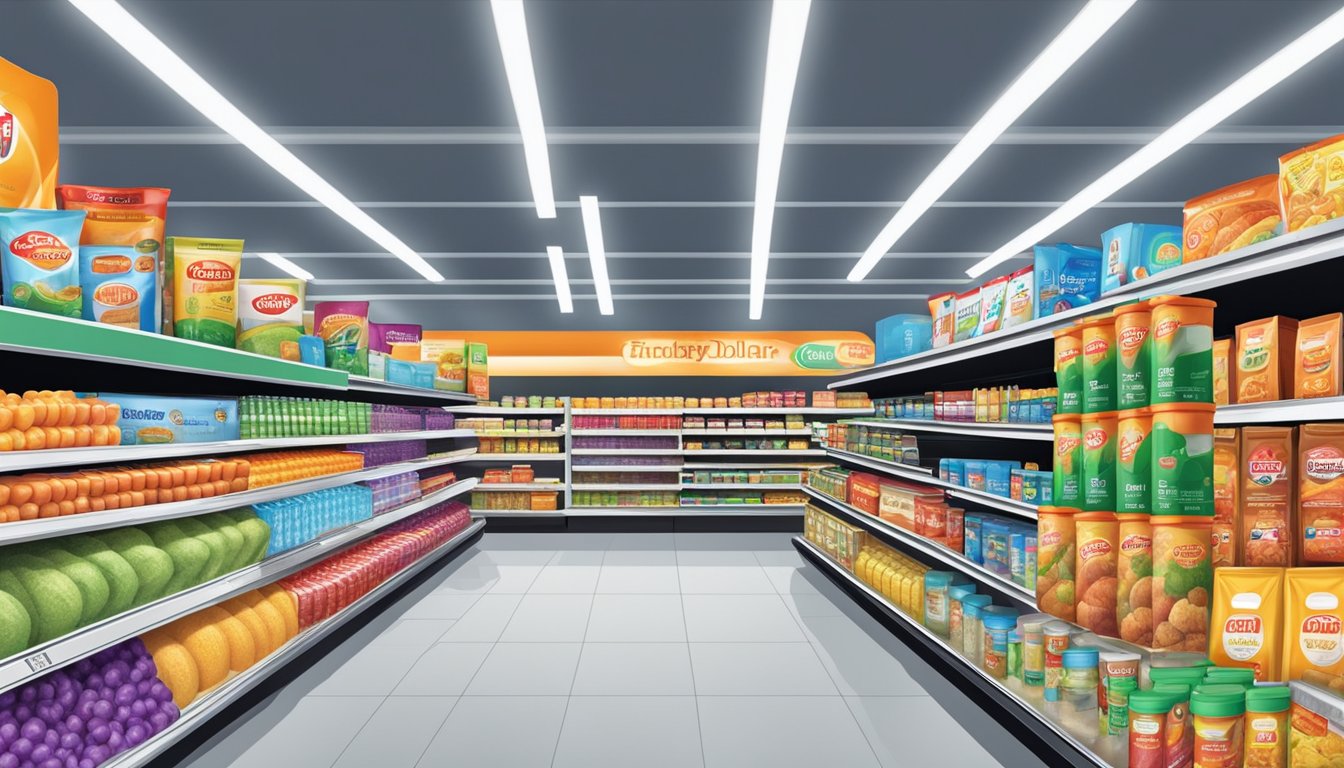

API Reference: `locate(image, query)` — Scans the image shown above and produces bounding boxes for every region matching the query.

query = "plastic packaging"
[1075,511,1119,637]
[1151,402,1216,516]
[237,278,306,359]
[0,208,86,317]
[1101,223,1183,293]
[315,300,371,375]
[1299,423,1344,564]
[947,584,978,653]
[1060,648,1100,712]
[983,612,1018,679]
[1082,410,1118,511]
[928,292,955,348]
[1003,266,1035,328]
[1151,515,1213,652]
[1117,512,1154,646]
[1035,243,1101,317]
[1043,621,1071,702]
[1191,684,1246,768]
[1081,314,1118,412]
[79,246,158,331]
[1022,620,1045,686]
[1150,295,1217,404]
[1036,506,1077,622]
[1208,567,1284,681]
[168,236,244,346]
[1115,301,1153,408]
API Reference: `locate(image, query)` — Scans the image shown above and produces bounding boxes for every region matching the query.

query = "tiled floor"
[177,532,1046,768]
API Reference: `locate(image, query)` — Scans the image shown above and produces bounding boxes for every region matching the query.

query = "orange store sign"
[422,331,875,377]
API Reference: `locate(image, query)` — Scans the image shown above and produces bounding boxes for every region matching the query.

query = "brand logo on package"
[1306,448,1344,481]
[1120,534,1151,554]
[1119,326,1148,353]
[1222,614,1264,661]
[10,232,71,270]
[93,283,139,307]
[1172,543,1206,568]
[1154,317,1180,340]
[1118,429,1145,463]
[186,260,235,282]
[1057,435,1081,456]
[1057,346,1080,365]
[1040,530,1062,547]
[1249,459,1286,485]
[1084,337,1110,357]
[0,104,17,164]
[1084,428,1108,450]
[251,293,298,315]
[1079,539,1112,560]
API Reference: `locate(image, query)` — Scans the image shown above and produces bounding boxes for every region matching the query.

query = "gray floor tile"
[391,642,494,696]
[678,564,777,594]
[778,591,847,618]
[682,595,806,642]
[801,616,928,696]
[603,548,678,566]
[465,643,583,695]
[399,592,482,620]
[226,696,382,767]
[586,594,687,641]
[553,697,703,768]
[417,696,567,768]
[333,696,457,768]
[845,696,1026,768]
[597,563,682,593]
[761,564,824,594]
[549,548,607,565]
[604,533,678,551]
[307,645,424,696]
[753,548,806,567]
[698,696,880,768]
[675,549,760,566]
[438,593,524,642]
[689,642,839,695]
[488,563,547,592]
[500,594,594,642]
[365,619,456,651]
[571,643,695,696]
[529,563,602,593]
[676,532,793,551]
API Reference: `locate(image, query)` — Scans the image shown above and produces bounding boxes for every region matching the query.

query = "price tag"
[24,652,53,673]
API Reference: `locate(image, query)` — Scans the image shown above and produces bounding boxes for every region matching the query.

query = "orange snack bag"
[1300,424,1344,565]
[1241,427,1296,567]
[1279,133,1344,233]
[1213,428,1240,568]
[1283,568,1344,685]
[1295,313,1343,400]
[1183,175,1281,262]
[1209,567,1285,682]
[1236,317,1298,404]
[0,56,58,209]
[1214,338,1233,406]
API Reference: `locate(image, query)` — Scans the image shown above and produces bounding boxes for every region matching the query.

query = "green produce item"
[6,553,84,644]
[172,517,230,581]
[221,509,272,565]
[59,535,140,621]
[0,571,38,645]
[92,529,175,606]
[1081,315,1117,413]
[143,522,211,594]
[200,517,248,571]
[0,589,31,658]
[35,548,110,627]
[1082,411,1118,511]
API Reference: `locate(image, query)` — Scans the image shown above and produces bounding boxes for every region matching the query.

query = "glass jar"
[1021,620,1045,687]
[961,595,993,665]
[1060,648,1100,713]
[947,584,978,654]
[982,613,1018,679]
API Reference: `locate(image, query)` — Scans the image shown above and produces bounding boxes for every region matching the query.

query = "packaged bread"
[1183,175,1281,262]
[1236,316,1298,404]
[1300,423,1344,565]
[1296,313,1343,400]
[1241,426,1296,567]
[1283,568,1344,685]
[1213,428,1240,568]
[1213,338,1232,405]
[1279,132,1344,233]
[1209,567,1284,681]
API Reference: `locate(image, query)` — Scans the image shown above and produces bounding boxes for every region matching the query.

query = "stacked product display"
[825,421,921,465]
[875,388,1058,424]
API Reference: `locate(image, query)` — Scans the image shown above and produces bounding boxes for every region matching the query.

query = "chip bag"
[1279,132,1344,233]
[928,292,955,348]
[169,236,242,347]
[79,246,157,331]
[1284,568,1344,685]
[1209,567,1284,682]
[237,278,305,359]
[315,301,370,375]
[0,56,59,210]
[0,208,85,317]
[1183,175,1281,262]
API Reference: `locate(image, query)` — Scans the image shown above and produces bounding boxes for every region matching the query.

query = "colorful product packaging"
[1149,295,1217,404]
[467,342,489,400]
[976,275,1008,336]
[1151,403,1215,517]
[1243,686,1291,768]
[1212,428,1240,568]
[421,337,467,392]
[1081,314,1117,413]
[1002,266,1035,328]
[79,246,157,331]
[236,278,305,359]
[1183,175,1281,262]
[1054,326,1083,414]
[953,288,982,343]
[1100,223,1183,294]
[0,57,59,210]
[56,185,171,333]
[1052,414,1083,507]
[1151,516,1213,651]
[1117,512,1153,646]
[1208,567,1284,682]
[1034,243,1101,318]
[1117,407,1152,514]
[1190,685,1246,768]
[1075,511,1119,638]
[168,236,243,347]
[1235,316,1298,404]
[314,300,370,375]
[1283,568,1344,686]
[1279,132,1344,233]
[928,292,955,348]
[369,322,423,379]
[0,208,85,317]
[1241,426,1296,567]
[1299,423,1344,565]
[1082,410,1118,511]
[1290,681,1344,766]
[1295,313,1343,399]
[1213,338,1232,405]
[99,392,240,444]
[1114,301,1152,409]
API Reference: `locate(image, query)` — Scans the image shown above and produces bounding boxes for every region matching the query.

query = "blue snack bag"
[1100,223,1183,294]
[80,245,158,331]
[0,208,86,317]
[1034,243,1101,318]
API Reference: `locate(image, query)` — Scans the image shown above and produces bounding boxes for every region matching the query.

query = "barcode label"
[24,652,52,672]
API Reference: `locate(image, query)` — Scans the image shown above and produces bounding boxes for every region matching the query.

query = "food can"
[1117,407,1153,513]
[1151,402,1216,516]
[1115,301,1153,408]
[1055,325,1084,415]
[1081,314,1118,413]
[1151,515,1213,651]
[1075,511,1119,637]
[1053,414,1083,507]
[1082,410,1119,511]
[1036,506,1078,622]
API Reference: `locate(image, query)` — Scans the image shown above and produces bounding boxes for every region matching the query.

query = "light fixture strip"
[968,5,1344,279]
[545,246,574,313]
[256,252,316,282]
[749,0,812,320]
[579,196,614,315]
[848,0,1134,282]
[491,0,558,219]
[67,0,445,283]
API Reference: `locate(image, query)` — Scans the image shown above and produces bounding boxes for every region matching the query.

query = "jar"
[947,584,978,654]
[1107,676,1138,736]
[1099,651,1141,734]
[1036,506,1078,622]
[1128,689,1180,768]
[1043,621,1072,702]
[1007,630,1023,682]
[982,612,1018,679]
[1191,684,1245,768]
[961,594,993,665]
[1202,667,1256,690]
[1021,620,1045,687]
[1061,648,1101,713]
[1149,665,1208,690]
[1243,685,1290,768]
[1153,683,1195,768]
[923,571,959,638]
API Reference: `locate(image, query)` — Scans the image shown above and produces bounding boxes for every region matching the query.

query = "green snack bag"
[314,300,369,375]
[237,278,305,358]
[169,236,243,346]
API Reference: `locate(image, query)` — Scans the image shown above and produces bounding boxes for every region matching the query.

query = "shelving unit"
[571,448,683,455]
[845,419,1052,442]
[346,376,478,403]
[468,453,568,461]
[571,483,682,491]
[449,406,567,416]
[569,429,681,436]
[680,428,813,435]
[683,449,827,456]
[570,464,684,472]
[566,506,802,517]
[1213,395,1344,424]
[472,481,565,491]
[681,483,803,490]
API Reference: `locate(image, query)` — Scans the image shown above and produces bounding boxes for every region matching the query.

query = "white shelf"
[682,407,872,415]
[571,408,682,415]
[569,429,681,436]
[826,448,1038,521]
[830,216,1344,389]
[468,453,567,461]
[470,509,567,518]
[571,448,682,455]
[0,428,476,473]
[676,503,806,513]
[848,419,1052,442]
[681,429,813,435]
[571,464,684,472]
[473,482,566,491]
[802,487,1036,605]
[1215,396,1344,424]
[449,405,566,415]
[681,449,827,456]
[346,376,479,403]
[571,483,682,491]
[469,429,567,437]
[681,483,803,490]
[0,449,479,546]
[565,506,802,517]
[681,461,828,469]
[0,478,478,695]
[102,518,485,767]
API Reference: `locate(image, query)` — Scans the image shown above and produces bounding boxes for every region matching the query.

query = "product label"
[1249,459,1287,485]
[92,282,138,307]
[1301,614,1344,666]
[1221,614,1264,661]
[1306,448,1344,480]
[1121,533,1152,555]
[185,259,236,286]
[0,105,18,164]
[1079,538,1113,560]
[1172,543,1207,569]
[1155,317,1180,340]
[10,231,71,270]
[1155,242,1181,265]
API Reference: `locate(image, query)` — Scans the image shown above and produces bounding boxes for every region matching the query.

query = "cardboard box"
[467,341,489,400]
[100,393,240,445]
[421,338,467,392]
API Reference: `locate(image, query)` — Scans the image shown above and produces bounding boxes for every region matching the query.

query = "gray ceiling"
[6,0,1344,331]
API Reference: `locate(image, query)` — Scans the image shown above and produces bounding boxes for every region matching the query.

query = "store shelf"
[102,517,485,768]
[470,509,567,518]
[571,448,682,455]
[571,408,682,415]
[0,449,479,545]
[569,429,682,436]
[682,407,874,415]
[346,376,478,404]
[826,448,1038,521]
[0,478,479,695]
[473,482,566,491]
[449,406,566,415]
[681,461,828,469]
[1215,396,1344,424]
[470,429,567,437]
[466,453,568,461]
[795,537,1114,768]
[678,503,806,512]
[802,487,1036,609]
[571,464,684,472]
[846,419,1052,442]
[571,483,682,491]
[830,217,1344,390]
[681,483,803,490]
[681,449,827,456]
[0,428,477,473]
[681,429,813,435]
[566,506,803,517]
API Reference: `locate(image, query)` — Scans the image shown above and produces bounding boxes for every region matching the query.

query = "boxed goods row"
[682,469,802,485]
[875,388,1058,424]
[682,415,806,432]
[570,491,678,508]
[240,398,453,440]
[457,417,557,434]
[568,391,870,410]
[469,491,559,512]
[682,438,809,451]
[251,485,373,555]
[824,422,919,465]
[364,471,420,515]
[417,469,460,496]
[477,436,562,455]
[1217,312,1343,404]
[571,471,670,484]
[573,415,679,430]
[572,456,680,470]
[241,449,363,489]
[480,466,537,484]
[346,440,426,468]
[480,395,566,409]
[572,436,677,450]
[0,391,122,452]
[679,491,805,506]
[938,458,1048,503]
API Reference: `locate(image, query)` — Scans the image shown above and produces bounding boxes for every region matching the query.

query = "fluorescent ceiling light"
[848,0,1134,282]
[580,196,614,315]
[749,0,812,320]
[545,246,574,313]
[67,0,445,283]
[256,252,315,282]
[968,4,1344,279]
[491,0,557,219]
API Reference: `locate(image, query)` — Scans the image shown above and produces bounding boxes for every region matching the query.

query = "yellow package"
[1280,133,1344,233]
[0,56,58,209]
[168,237,243,348]
[1209,567,1284,681]
[1284,568,1344,685]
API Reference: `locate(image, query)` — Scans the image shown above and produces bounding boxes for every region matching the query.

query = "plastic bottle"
[1060,648,1100,713]
[982,612,1018,679]
[1021,620,1045,687]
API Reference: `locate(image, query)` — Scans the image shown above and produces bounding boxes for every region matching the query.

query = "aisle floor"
[179,532,1045,768]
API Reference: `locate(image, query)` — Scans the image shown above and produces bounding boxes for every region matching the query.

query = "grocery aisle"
[171,532,1045,768]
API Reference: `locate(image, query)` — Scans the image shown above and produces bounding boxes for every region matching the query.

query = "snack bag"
[169,237,242,347]
[928,292,955,347]
[1034,243,1101,318]
[0,208,85,317]
[314,301,369,375]
[977,275,1009,336]
[1182,175,1281,262]
[1296,313,1343,400]
[953,288,981,343]
[1213,338,1232,405]
[1279,132,1344,233]
[1241,426,1297,567]
[1212,428,1240,568]
[1209,567,1284,682]
[422,337,466,392]
[0,57,59,209]
[1284,568,1344,685]
[1100,223,1183,294]
[369,322,422,378]
[56,185,170,333]
[1300,424,1344,565]
[1002,266,1035,328]
[236,278,305,359]
[1236,316,1298,404]
[79,246,157,331]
